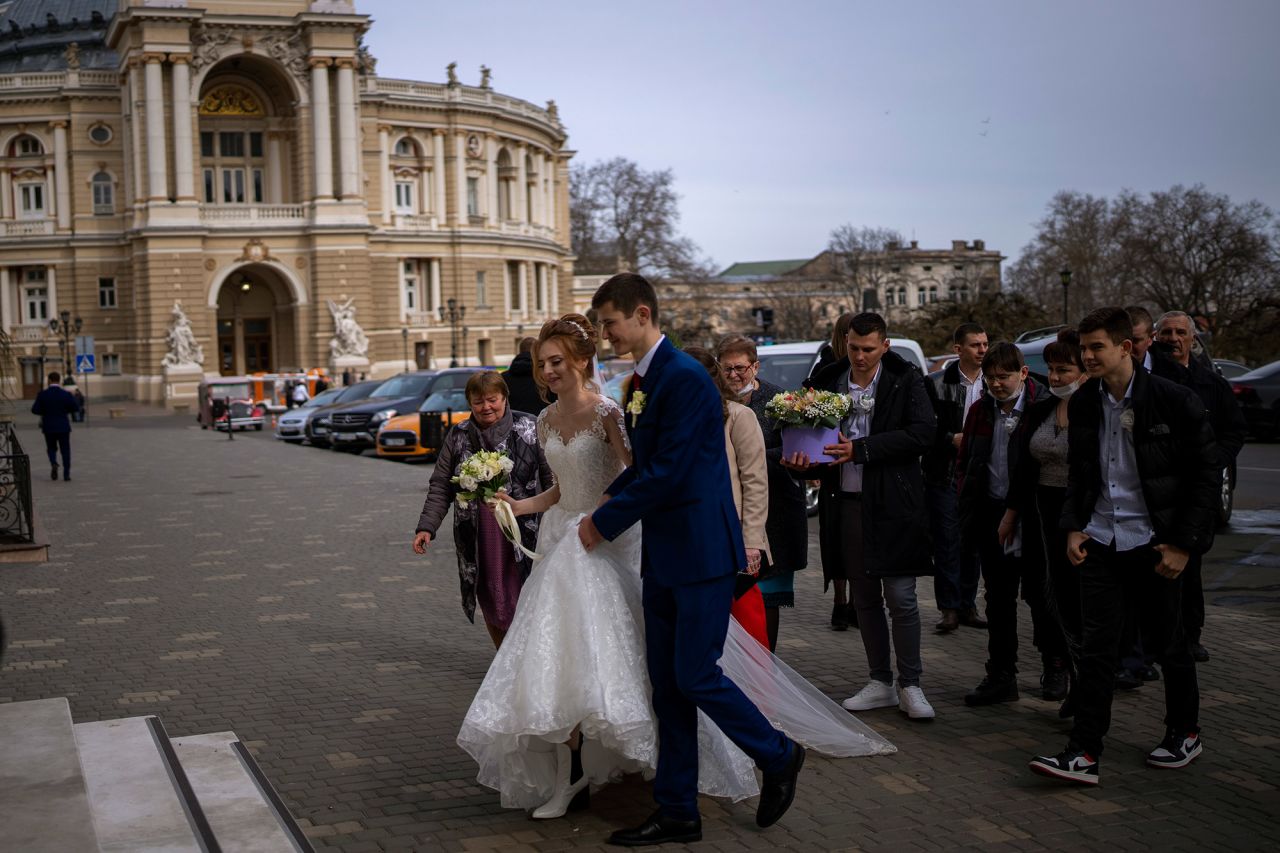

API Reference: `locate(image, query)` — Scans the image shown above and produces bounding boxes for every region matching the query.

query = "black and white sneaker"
[1029,748,1099,785]
[1147,730,1202,769]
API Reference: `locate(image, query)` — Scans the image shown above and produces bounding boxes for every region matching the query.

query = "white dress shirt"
[838,363,882,493]
[1083,372,1154,551]
[634,334,666,379]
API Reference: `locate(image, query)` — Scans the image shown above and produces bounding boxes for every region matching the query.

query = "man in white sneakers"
[1028,307,1217,785]
[785,313,938,721]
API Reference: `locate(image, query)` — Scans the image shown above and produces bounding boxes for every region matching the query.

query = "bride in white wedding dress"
[456,315,894,820]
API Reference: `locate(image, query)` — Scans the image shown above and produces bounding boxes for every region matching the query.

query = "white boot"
[531,743,589,819]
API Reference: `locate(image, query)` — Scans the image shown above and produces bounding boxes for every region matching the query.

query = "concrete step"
[74,715,216,852]
[0,697,101,852]
[171,733,312,853]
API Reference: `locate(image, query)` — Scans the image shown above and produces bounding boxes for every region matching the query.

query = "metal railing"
[0,421,35,544]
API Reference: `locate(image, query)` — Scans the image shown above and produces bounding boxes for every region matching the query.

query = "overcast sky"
[362,0,1280,272]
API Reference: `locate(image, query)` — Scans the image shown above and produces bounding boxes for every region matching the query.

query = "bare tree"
[570,157,711,279]
[827,225,905,312]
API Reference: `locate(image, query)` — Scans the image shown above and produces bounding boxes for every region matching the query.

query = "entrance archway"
[214,264,298,375]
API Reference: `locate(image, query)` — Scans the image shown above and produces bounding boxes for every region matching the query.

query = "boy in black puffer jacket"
[1029,307,1218,787]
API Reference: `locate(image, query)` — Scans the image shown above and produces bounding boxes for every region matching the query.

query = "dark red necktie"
[630,372,643,395]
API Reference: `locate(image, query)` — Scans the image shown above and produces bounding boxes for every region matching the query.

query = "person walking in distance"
[786,313,938,721]
[1029,307,1218,786]
[924,323,990,633]
[32,372,79,481]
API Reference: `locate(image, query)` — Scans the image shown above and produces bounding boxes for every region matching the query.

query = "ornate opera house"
[0,0,572,404]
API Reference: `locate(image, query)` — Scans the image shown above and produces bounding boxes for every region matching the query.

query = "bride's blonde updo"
[534,313,599,400]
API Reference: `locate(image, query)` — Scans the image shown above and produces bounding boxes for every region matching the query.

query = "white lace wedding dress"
[456,398,894,811]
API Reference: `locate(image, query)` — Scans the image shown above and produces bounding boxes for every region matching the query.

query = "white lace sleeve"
[594,398,631,453]
[536,406,549,447]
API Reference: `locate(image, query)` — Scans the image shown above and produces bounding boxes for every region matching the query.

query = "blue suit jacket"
[32,386,78,434]
[592,338,746,586]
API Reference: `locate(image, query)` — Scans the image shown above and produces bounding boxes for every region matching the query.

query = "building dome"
[0,0,117,73]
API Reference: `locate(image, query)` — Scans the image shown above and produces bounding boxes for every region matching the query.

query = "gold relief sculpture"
[198,85,265,117]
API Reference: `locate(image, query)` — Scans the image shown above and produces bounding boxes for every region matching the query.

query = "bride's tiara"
[561,319,591,340]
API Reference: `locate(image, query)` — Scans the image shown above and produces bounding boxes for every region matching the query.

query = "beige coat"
[725,400,772,563]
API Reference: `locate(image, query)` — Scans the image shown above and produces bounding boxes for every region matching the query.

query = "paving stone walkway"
[1,413,1278,851]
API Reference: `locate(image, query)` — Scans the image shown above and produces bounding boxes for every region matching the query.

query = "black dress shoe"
[756,741,805,828]
[1137,664,1160,682]
[51,465,58,481]
[935,609,959,633]
[63,472,71,482]
[1114,668,1142,691]
[958,608,988,629]
[1190,643,1210,662]
[831,602,848,631]
[607,809,701,847]
[964,674,1019,707]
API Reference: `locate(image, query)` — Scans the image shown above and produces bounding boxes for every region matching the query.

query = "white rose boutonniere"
[1120,409,1135,432]
[627,390,647,427]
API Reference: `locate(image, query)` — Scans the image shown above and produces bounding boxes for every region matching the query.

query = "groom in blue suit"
[579,273,804,846]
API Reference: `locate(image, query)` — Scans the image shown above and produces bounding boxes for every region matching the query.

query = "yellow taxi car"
[375,386,471,460]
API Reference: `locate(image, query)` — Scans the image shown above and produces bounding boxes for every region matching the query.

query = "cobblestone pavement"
[2,412,1279,852]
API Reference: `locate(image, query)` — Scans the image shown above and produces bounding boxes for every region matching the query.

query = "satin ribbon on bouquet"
[489,497,543,561]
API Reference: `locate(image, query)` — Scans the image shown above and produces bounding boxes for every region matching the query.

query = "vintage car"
[375,387,471,460]
[197,377,266,431]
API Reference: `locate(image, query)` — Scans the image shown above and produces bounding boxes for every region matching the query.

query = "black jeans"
[1182,553,1205,645]
[975,498,1066,676]
[1070,540,1199,757]
[43,432,70,472]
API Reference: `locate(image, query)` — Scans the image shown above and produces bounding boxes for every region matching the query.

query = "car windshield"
[334,382,378,403]
[208,382,251,399]
[303,388,343,408]
[757,353,817,390]
[419,390,470,413]
[1216,361,1249,379]
[371,374,434,398]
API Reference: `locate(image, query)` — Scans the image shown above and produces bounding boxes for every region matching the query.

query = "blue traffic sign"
[75,354,96,373]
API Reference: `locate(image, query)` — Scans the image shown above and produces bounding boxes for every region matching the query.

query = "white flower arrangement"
[764,388,852,430]
[452,450,515,509]
[627,390,647,427]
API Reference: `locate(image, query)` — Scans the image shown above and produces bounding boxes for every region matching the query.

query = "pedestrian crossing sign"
[75,353,96,373]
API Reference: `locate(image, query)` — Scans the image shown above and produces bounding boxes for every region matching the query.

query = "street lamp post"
[49,309,83,376]
[401,326,409,370]
[461,325,470,366]
[445,298,466,367]
[1059,267,1072,326]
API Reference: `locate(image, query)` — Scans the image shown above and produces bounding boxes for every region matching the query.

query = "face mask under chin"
[1050,378,1082,399]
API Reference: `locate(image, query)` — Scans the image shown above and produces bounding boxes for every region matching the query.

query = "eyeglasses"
[721,364,756,376]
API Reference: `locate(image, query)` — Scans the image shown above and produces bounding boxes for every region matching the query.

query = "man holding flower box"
[783,312,938,720]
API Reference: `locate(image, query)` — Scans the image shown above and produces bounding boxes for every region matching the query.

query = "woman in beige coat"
[686,347,772,646]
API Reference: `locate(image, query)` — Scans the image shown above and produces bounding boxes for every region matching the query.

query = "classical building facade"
[636,239,1003,345]
[0,0,572,403]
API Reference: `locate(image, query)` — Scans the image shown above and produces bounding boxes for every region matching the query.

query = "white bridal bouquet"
[452,450,515,509]
[765,389,853,463]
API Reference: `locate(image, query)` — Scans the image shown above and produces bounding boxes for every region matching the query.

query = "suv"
[327,369,480,452]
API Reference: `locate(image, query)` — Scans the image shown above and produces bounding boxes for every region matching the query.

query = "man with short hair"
[504,336,548,415]
[1127,305,1188,383]
[32,372,79,481]
[1029,307,1217,786]
[923,323,989,633]
[1157,311,1246,662]
[789,313,938,721]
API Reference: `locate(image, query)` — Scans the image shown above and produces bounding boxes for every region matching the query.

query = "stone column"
[543,153,554,228]
[46,266,58,319]
[532,151,544,225]
[429,258,442,318]
[0,168,10,219]
[143,53,168,201]
[50,121,71,229]
[518,261,529,320]
[334,59,358,198]
[170,54,195,201]
[432,130,446,223]
[310,59,334,200]
[485,134,498,226]
[536,263,548,315]
[0,267,10,333]
[550,266,560,314]
[266,132,285,203]
[128,60,144,205]
[515,144,527,224]
[419,154,430,219]
[453,131,466,225]
[377,124,391,224]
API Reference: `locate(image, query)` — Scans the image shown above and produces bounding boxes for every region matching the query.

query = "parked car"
[304,381,384,448]
[375,387,472,461]
[273,386,344,442]
[196,377,265,431]
[1014,333,1057,379]
[1231,359,1280,440]
[756,337,928,391]
[1214,359,1251,380]
[328,368,482,452]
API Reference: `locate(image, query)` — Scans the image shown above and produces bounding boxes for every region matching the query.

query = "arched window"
[10,134,43,157]
[928,285,938,303]
[198,83,269,204]
[394,137,415,157]
[496,147,514,220]
[92,172,114,214]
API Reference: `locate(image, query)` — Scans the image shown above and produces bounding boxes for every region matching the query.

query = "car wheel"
[805,481,820,517]
[1217,465,1234,527]
[255,424,263,431]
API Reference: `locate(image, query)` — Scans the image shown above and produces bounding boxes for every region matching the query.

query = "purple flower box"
[781,425,840,463]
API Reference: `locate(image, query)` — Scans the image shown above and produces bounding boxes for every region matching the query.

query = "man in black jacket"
[956,343,1067,706]
[923,323,990,633]
[1157,310,1247,661]
[504,337,549,416]
[784,313,938,721]
[1030,307,1218,786]
[31,372,79,481]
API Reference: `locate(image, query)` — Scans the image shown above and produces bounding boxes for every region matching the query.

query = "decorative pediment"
[199,85,265,117]
[237,239,277,264]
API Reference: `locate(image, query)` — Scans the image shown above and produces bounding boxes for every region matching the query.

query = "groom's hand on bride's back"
[578,514,604,551]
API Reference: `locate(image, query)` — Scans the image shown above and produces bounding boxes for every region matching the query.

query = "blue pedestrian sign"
[75,353,96,373]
